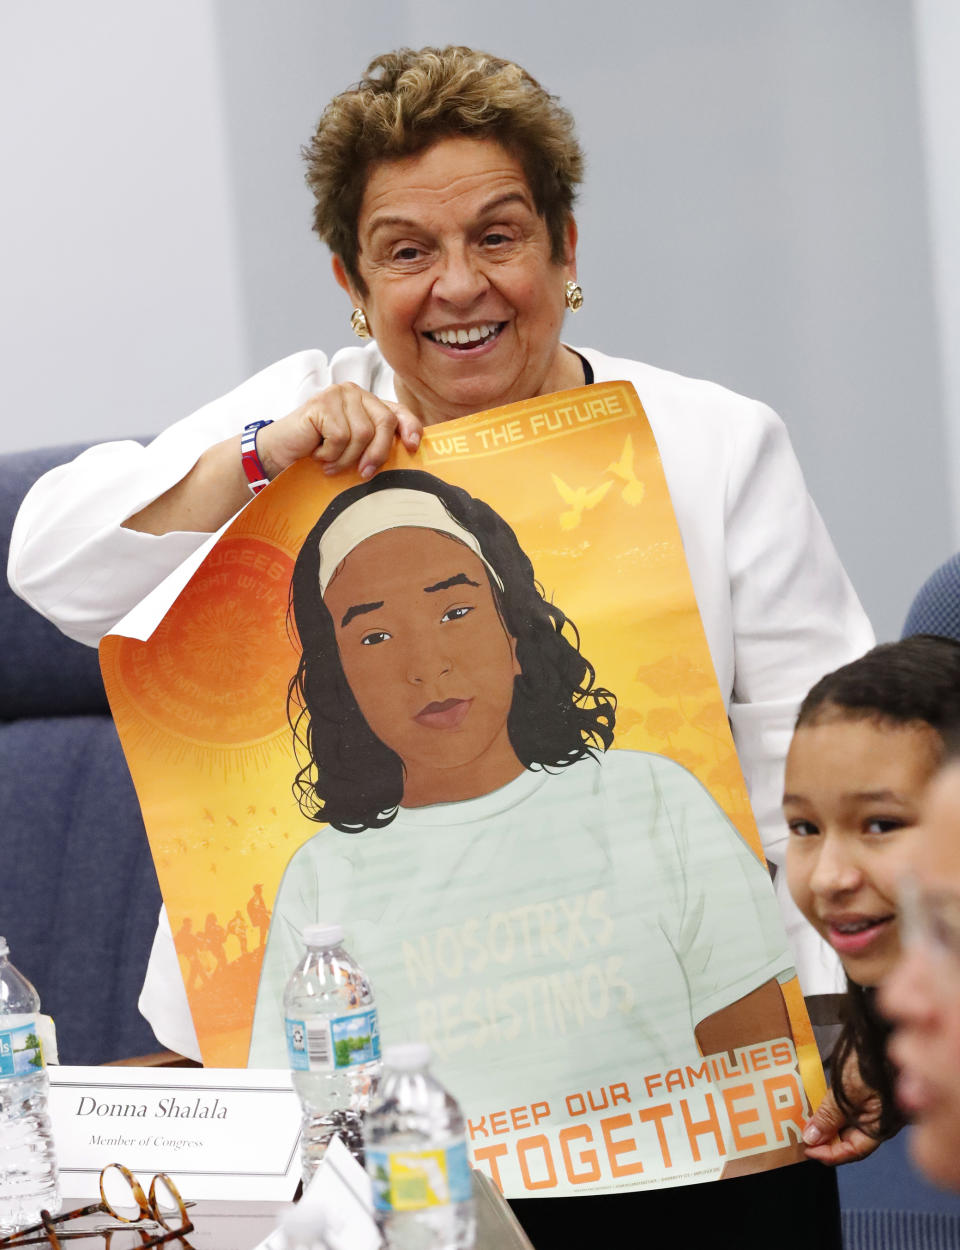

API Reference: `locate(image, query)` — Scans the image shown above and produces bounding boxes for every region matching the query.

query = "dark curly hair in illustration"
[289,470,616,833]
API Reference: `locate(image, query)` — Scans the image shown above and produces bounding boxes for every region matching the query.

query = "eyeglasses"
[0,1164,195,1248]
[900,875,960,970]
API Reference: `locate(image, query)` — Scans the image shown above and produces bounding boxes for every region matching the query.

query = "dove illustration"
[551,473,613,529]
[606,435,646,506]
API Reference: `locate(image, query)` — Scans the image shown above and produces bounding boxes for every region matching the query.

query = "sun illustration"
[108,536,296,749]
[183,600,264,683]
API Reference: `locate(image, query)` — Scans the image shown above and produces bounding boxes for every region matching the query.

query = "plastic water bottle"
[0,937,59,1233]
[365,1043,475,1250]
[283,923,381,1185]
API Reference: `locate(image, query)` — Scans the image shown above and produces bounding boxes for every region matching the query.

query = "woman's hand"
[801,1083,884,1166]
[124,384,423,536]
[259,383,422,482]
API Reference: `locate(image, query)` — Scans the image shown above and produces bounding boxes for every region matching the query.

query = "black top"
[574,350,595,385]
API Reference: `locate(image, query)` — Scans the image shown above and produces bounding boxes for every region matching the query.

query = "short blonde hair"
[303,46,584,293]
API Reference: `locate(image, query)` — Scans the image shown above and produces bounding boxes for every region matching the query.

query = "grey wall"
[2,0,955,641]
[914,0,960,540]
[0,2,248,443]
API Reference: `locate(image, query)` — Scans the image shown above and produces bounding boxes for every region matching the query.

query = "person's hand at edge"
[801,1084,884,1166]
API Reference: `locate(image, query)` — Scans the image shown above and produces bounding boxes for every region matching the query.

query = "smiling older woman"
[9,45,872,1248]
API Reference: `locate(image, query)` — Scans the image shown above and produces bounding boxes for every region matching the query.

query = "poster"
[100,382,823,1197]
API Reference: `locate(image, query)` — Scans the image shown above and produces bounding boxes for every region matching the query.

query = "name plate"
[48,1067,301,1202]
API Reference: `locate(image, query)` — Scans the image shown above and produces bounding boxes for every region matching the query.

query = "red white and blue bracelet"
[241,419,273,494]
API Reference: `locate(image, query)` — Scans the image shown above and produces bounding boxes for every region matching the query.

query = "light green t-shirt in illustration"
[249,750,794,1194]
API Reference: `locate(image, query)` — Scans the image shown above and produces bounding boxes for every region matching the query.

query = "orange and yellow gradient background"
[100,382,822,1102]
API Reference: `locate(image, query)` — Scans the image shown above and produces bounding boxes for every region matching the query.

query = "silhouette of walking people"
[226,909,248,956]
[247,884,271,949]
[175,917,208,991]
[203,913,228,973]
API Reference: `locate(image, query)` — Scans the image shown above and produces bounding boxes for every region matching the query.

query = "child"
[784,635,960,1141]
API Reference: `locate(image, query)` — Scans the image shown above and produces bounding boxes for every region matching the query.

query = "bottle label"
[285,1008,380,1072]
[0,1015,45,1080]
[368,1141,472,1212]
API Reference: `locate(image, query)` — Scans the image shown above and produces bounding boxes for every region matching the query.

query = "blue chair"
[903,552,960,642]
[1,443,164,1064]
[838,1128,960,1248]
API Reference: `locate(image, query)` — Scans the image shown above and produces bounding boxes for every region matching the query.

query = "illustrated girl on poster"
[246,470,797,1179]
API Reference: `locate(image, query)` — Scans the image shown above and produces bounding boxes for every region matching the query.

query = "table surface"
[180,1200,284,1248]
[59,1198,284,1250]
[62,1178,533,1249]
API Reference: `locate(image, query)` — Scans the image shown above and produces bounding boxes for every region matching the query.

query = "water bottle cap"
[302,922,344,948]
[384,1042,432,1071]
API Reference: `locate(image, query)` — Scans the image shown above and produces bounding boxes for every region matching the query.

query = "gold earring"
[350,307,371,338]
[564,280,583,312]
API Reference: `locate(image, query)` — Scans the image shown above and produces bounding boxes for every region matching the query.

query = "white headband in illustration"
[317,488,504,596]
